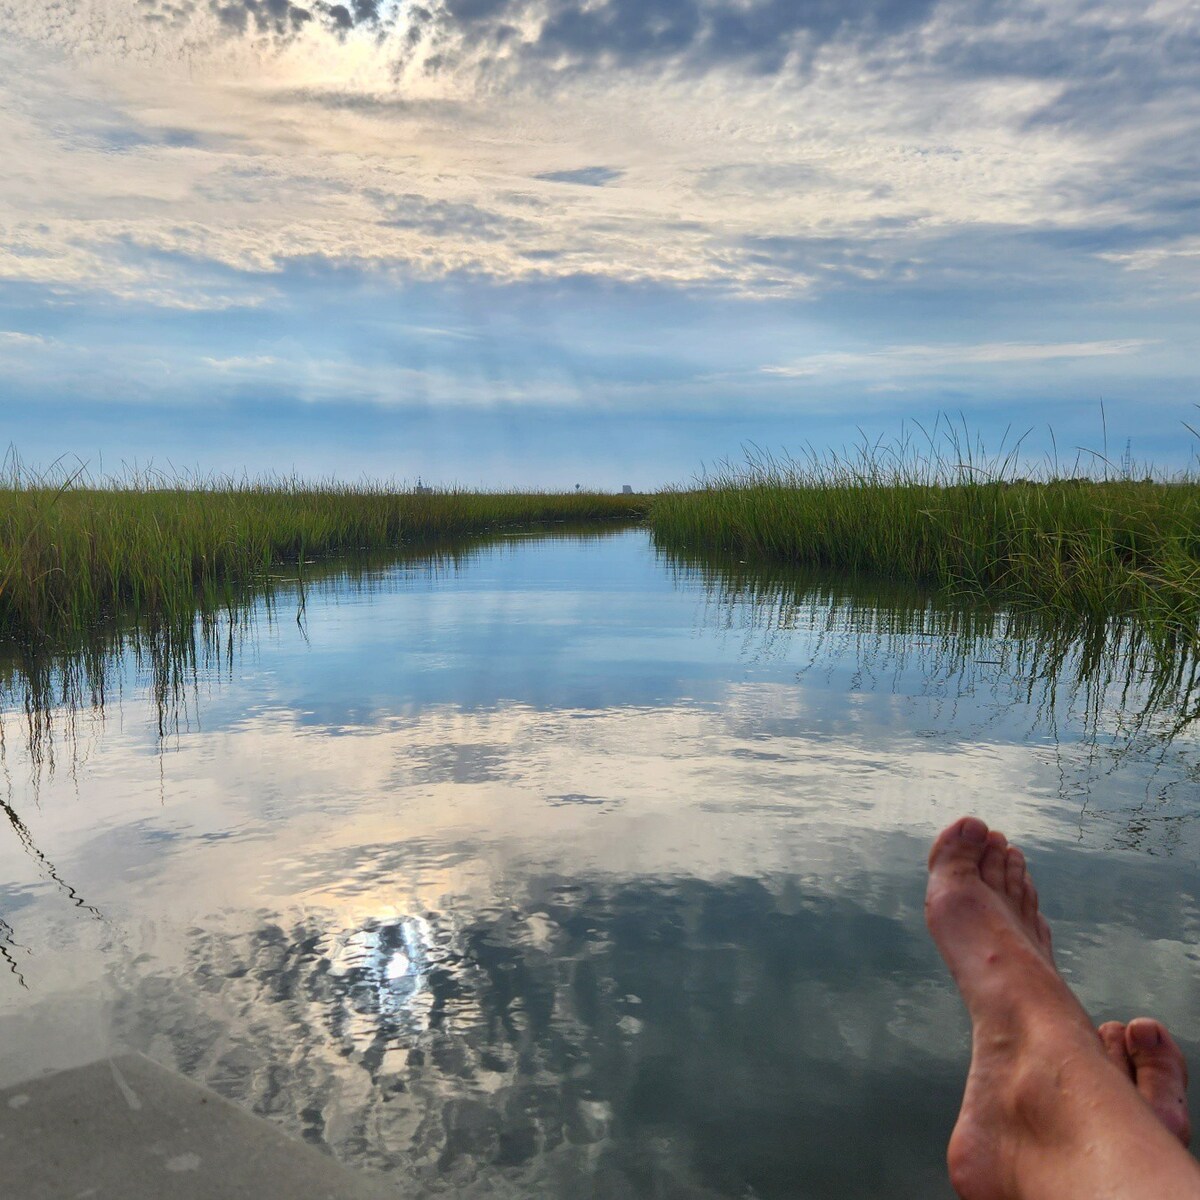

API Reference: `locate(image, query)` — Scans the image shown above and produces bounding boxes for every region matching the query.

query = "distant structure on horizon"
[414,478,433,495]
[622,485,633,494]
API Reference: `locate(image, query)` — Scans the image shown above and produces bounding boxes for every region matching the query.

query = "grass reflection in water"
[0,524,633,778]
[0,527,634,988]
[3,528,1199,876]
[658,542,1200,847]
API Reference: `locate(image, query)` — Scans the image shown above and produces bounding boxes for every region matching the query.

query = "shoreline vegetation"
[648,443,1200,648]
[0,471,648,645]
[4,432,1200,771]
[5,422,1200,654]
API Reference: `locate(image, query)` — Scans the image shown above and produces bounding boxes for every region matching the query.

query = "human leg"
[926,817,1200,1200]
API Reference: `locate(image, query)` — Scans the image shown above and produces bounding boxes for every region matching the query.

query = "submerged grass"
[0,466,648,644]
[648,422,1200,640]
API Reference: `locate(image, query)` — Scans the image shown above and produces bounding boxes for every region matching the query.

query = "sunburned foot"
[925,817,1199,1200]
[1099,1018,1191,1146]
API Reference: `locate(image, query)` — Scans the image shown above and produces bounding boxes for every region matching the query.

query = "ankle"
[945,1034,1090,1200]
[997,1025,1108,1145]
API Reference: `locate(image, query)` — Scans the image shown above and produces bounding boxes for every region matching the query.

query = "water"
[2,527,1200,1198]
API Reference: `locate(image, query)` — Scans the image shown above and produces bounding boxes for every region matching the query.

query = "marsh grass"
[649,422,1200,641]
[0,461,648,645]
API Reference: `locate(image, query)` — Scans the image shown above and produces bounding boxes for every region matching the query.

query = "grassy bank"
[649,460,1200,634]
[0,476,647,643]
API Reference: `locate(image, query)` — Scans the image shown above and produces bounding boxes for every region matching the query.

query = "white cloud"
[1099,239,1200,271]
[201,354,280,370]
[0,0,1191,307]
[763,340,1155,379]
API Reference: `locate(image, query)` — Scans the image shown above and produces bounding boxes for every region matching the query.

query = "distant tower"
[622,484,633,495]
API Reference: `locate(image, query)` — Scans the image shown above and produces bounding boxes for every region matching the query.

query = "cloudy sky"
[1,0,1197,486]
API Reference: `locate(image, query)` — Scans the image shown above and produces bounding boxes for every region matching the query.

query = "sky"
[1,0,1198,488]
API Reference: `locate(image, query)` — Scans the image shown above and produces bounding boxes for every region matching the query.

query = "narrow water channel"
[2,527,1198,1198]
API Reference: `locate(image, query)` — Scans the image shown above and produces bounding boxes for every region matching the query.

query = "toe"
[928,817,990,873]
[1036,914,1054,959]
[1004,847,1026,901]
[1021,877,1039,924]
[1127,1018,1191,1147]
[980,831,1009,892]
[1099,1021,1133,1078]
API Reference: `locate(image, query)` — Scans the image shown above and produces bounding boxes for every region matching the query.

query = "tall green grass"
[648,426,1200,636]
[0,464,648,644]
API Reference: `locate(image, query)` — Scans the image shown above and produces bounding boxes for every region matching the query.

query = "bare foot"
[926,817,1094,1199]
[925,816,1200,1200]
[1099,1018,1191,1146]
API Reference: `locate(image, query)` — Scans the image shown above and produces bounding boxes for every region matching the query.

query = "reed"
[647,422,1200,637]
[0,463,648,644]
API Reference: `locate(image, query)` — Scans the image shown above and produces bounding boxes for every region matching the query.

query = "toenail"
[1129,1021,1162,1052]
[961,818,988,844]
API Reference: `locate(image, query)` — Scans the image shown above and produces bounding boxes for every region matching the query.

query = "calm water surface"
[3,528,1200,1198]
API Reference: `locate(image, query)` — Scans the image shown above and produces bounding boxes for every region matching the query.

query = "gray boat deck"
[0,1053,396,1199]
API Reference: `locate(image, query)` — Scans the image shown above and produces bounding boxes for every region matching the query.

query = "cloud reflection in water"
[109,858,964,1198]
